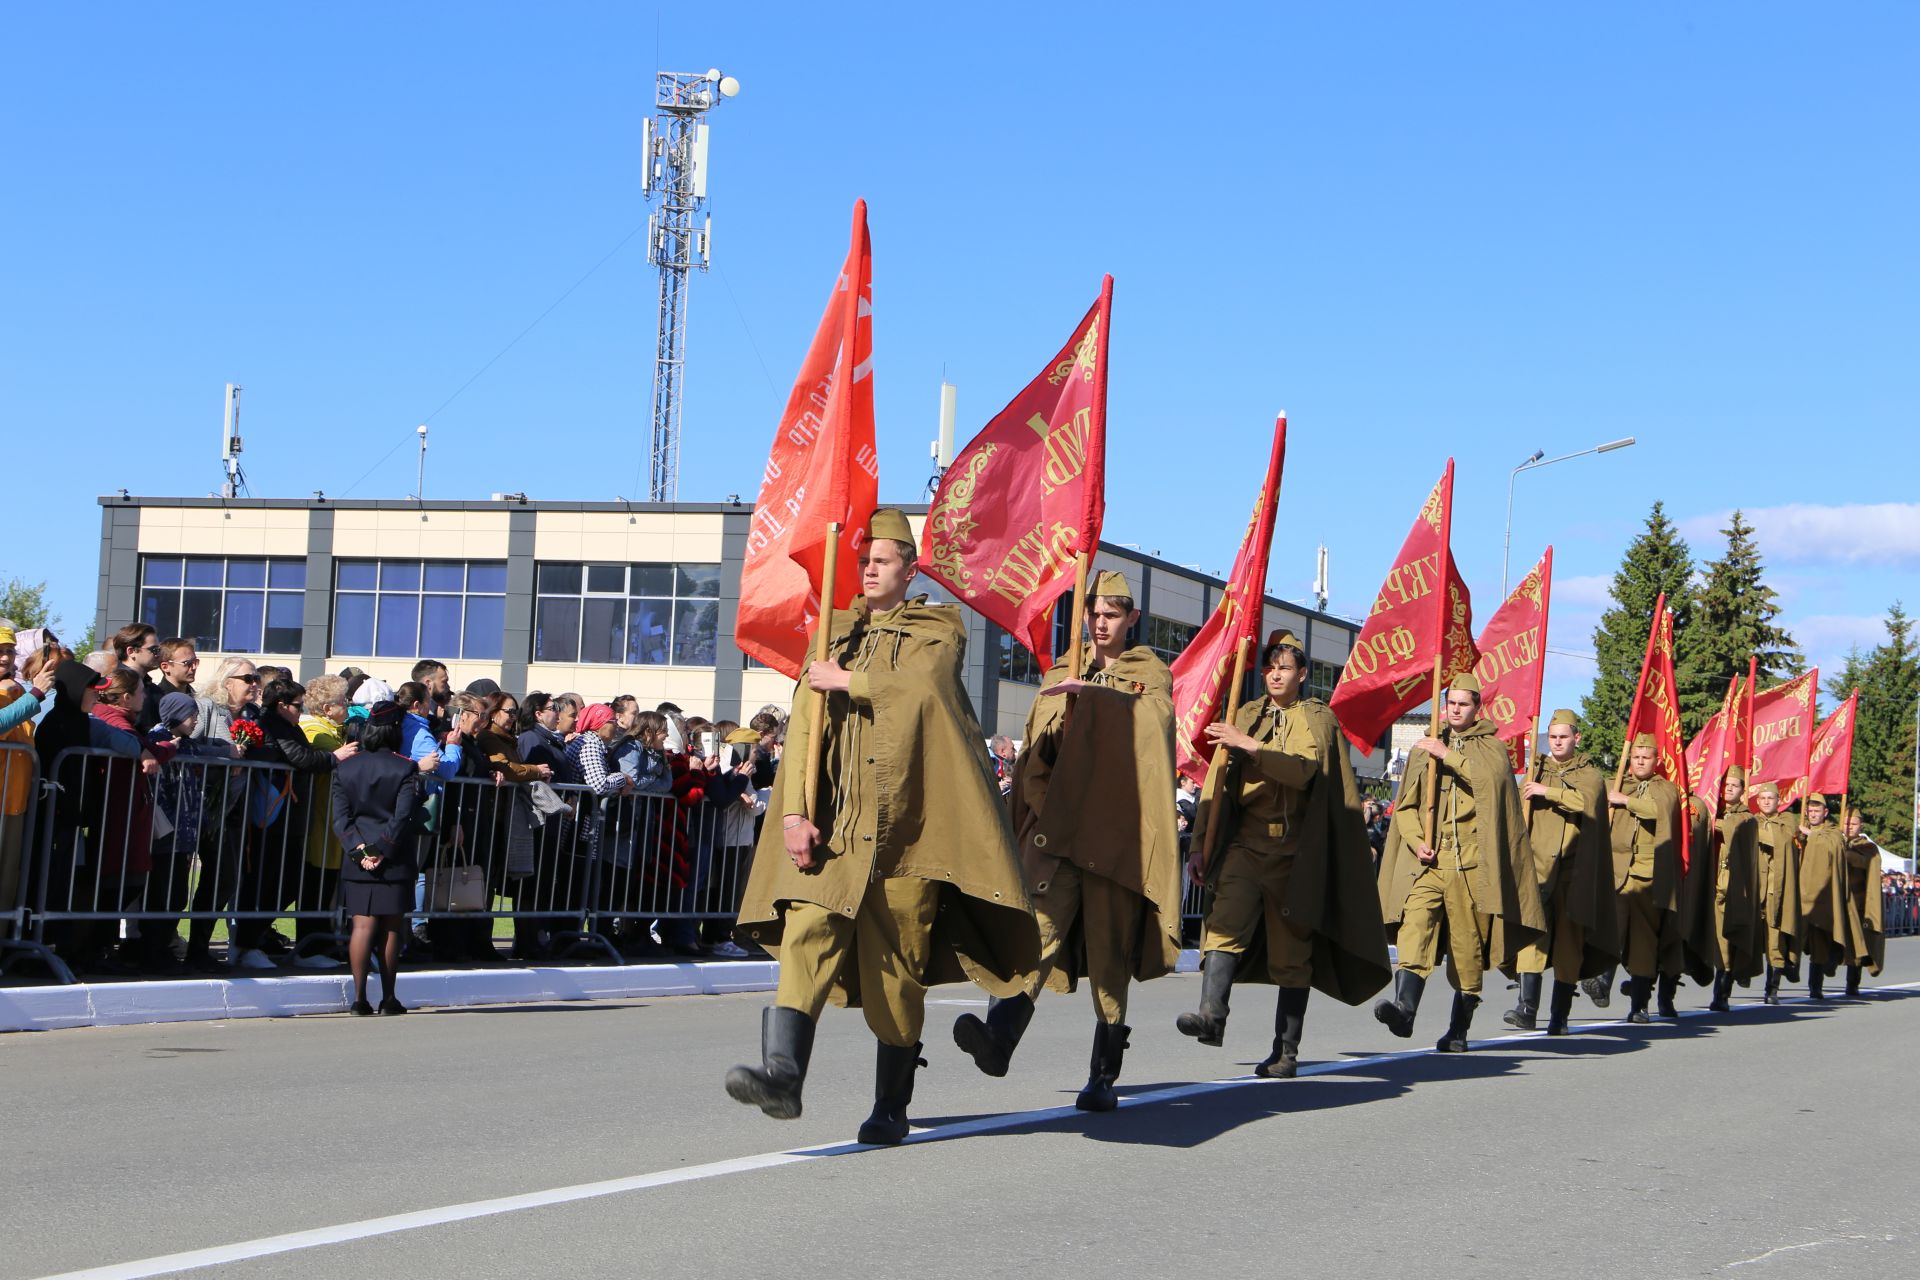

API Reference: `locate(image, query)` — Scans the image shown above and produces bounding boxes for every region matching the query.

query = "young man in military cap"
[952,569,1183,1110]
[725,509,1039,1145]
[1593,734,1682,1024]
[1374,672,1542,1052]
[1794,794,1849,1000]
[1175,629,1388,1077]
[1839,809,1883,996]
[1751,781,1803,1004]
[1708,767,1765,1011]
[1513,709,1617,1035]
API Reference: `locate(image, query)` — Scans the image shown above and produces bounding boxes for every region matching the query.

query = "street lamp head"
[1598,436,1636,453]
[1523,449,1545,465]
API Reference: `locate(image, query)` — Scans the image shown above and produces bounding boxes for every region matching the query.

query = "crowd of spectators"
[0,618,789,981]
[1882,870,1920,938]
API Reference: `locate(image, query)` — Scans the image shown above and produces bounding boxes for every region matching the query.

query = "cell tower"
[220,383,248,498]
[643,67,738,501]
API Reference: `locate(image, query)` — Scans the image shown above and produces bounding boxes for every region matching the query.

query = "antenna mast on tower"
[643,67,738,501]
[220,383,248,498]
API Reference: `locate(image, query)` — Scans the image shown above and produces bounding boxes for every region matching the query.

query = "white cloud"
[1679,503,1920,567]
[1793,613,1892,665]
[1553,574,1614,608]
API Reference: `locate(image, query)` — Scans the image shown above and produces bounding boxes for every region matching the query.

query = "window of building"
[140,556,306,654]
[333,560,506,660]
[534,562,720,666]
[997,596,1076,685]
[1143,615,1199,666]
[1309,658,1340,702]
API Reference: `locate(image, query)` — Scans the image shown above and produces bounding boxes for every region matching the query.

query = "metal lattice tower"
[644,68,737,501]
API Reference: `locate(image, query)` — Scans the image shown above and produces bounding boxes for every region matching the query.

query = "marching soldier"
[1595,734,1681,1025]
[1752,782,1803,1004]
[725,509,1040,1145]
[1511,709,1617,1035]
[1175,630,1389,1076]
[1794,794,1849,1000]
[1707,767,1765,1010]
[952,570,1183,1112]
[1840,810,1883,996]
[1654,791,1720,1018]
[1374,673,1543,1052]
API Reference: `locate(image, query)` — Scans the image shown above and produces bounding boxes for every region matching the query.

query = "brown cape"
[1716,807,1766,981]
[1010,643,1183,990]
[1661,796,1720,985]
[1841,835,1884,975]
[1798,823,1850,972]
[735,598,1039,1004]
[1756,812,1805,961]
[1378,717,1546,979]
[1523,750,1619,979]
[1194,697,1391,1004]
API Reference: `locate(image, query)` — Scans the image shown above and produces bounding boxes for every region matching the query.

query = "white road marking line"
[37,981,1919,1280]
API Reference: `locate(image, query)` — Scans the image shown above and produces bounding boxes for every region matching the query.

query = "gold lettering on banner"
[1488,693,1517,727]
[1419,479,1446,534]
[1047,317,1101,386]
[1367,553,1439,619]
[1175,649,1236,765]
[1024,408,1094,497]
[985,521,1079,607]
[1753,719,1803,746]
[924,445,998,597]
[1474,626,1541,685]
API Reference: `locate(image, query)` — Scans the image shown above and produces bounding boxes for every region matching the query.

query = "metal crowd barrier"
[0,741,52,980]
[1885,888,1920,939]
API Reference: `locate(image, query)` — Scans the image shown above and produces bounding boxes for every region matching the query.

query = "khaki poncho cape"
[1524,749,1620,979]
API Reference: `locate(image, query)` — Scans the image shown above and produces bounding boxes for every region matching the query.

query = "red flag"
[1473,546,1552,772]
[921,278,1111,668]
[1748,669,1818,786]
[736,202,878,678]
[1622,596,1691,871]
[1168,415,1287,784]
[1685,673,1742,815]
[1329,461,1478,752]
[1782,690,1858,807]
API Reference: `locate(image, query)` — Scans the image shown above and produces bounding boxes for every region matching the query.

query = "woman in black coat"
[331,703,421,1015]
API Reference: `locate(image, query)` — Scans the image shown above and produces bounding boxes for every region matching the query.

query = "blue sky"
[4,3,1916,720]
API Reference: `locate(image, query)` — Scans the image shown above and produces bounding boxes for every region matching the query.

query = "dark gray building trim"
[713,512,750,722]
[100,505,141,642]
[298,509,335,679]
[499,510,538,695]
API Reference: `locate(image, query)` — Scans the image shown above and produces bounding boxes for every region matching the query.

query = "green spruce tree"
[1580,501,1695,767]
[1684,511,1800,735]
[1849,603,1918,852]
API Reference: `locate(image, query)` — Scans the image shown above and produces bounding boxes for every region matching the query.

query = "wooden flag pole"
[800,521,843,822]
[1065,552,1091,681]
[1524,712,1542,833]
[1614,597,1665,791]
[1422,652,1444,850]
[1197,633,1252,871]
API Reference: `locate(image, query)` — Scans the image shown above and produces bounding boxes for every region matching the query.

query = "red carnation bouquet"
[230,718,264,754]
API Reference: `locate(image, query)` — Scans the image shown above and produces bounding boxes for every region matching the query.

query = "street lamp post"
[1502,437,1637,597]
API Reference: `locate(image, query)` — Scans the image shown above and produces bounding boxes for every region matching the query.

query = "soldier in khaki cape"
[1175,630,1389,1076]
[724,510,1040,1145]
[1707,767,1765,1010]
[1589,734,1681,1025]
[1840,810,1883,996]
[1373,672,1544,1053]
[1751,781,1804,1004]
[1654,792,1720,1018]
[951,570,1183,1111]
[1793,794,1849,1000]
[1510,709,1618,1036]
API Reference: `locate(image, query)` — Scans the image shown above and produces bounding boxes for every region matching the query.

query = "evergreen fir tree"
[1851,603,1918,852]
[1683,511,1800,735]
[1579,501,1695,766]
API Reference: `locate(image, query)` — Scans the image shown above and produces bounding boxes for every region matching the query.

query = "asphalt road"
[7,941,1916,1280]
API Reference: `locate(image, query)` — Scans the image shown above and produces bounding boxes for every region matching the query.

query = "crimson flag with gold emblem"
[920,277,1111,669]
[1167,415,1288,785]
[736,202,878,678]
[1329,461,1478,752]
[1782,689,1857,808]
[1473,546,1552,772]
[1622,595,1691,870]
[1685,673,1743,816]
[1748,668,1819,787]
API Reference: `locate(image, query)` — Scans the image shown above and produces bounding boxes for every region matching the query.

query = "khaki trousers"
[1201,837,1313,988]
[1026,859,1143,1024]
[1619,876,1660,977]
[1515,872,1587,982]
[774,875,941,1047]
[1767,925,1800,969]
[1394,860,1490,996]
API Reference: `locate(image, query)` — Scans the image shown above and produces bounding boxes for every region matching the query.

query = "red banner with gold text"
[1474,546,1551,772]
[921,278,1111,669]
[1623,598,1691,871]
[1782,690,1857,808]
[1748,669,1818,786]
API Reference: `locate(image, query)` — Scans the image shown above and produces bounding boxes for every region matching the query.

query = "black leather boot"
[1256,986,1309,1078]
[1373,969,1426,1039]
[1708,970,1731,1012]
[1075,1022,1130,1112]
[1763,966,1781,1005]
[1436,991,1480,1052]
[1175,950,1237,1046]
[856,1040,925,1146]
[724,1006,816,1119]
[1626,975,1652,1024]
[1504,973,1543,1030]
[1581,967,1615,1009]
[1545,980,1576,1035]
[1845,965,1862,997]
[952,992,1034,1077]
[1807,966,1826,1000]
[1656,973,1680,1019]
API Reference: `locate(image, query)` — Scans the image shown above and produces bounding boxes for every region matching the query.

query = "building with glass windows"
[97,495,1381,771]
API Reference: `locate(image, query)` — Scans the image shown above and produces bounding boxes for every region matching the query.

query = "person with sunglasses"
[111,623,168,734]
[196,657,262,746]
[157,638,199,697]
